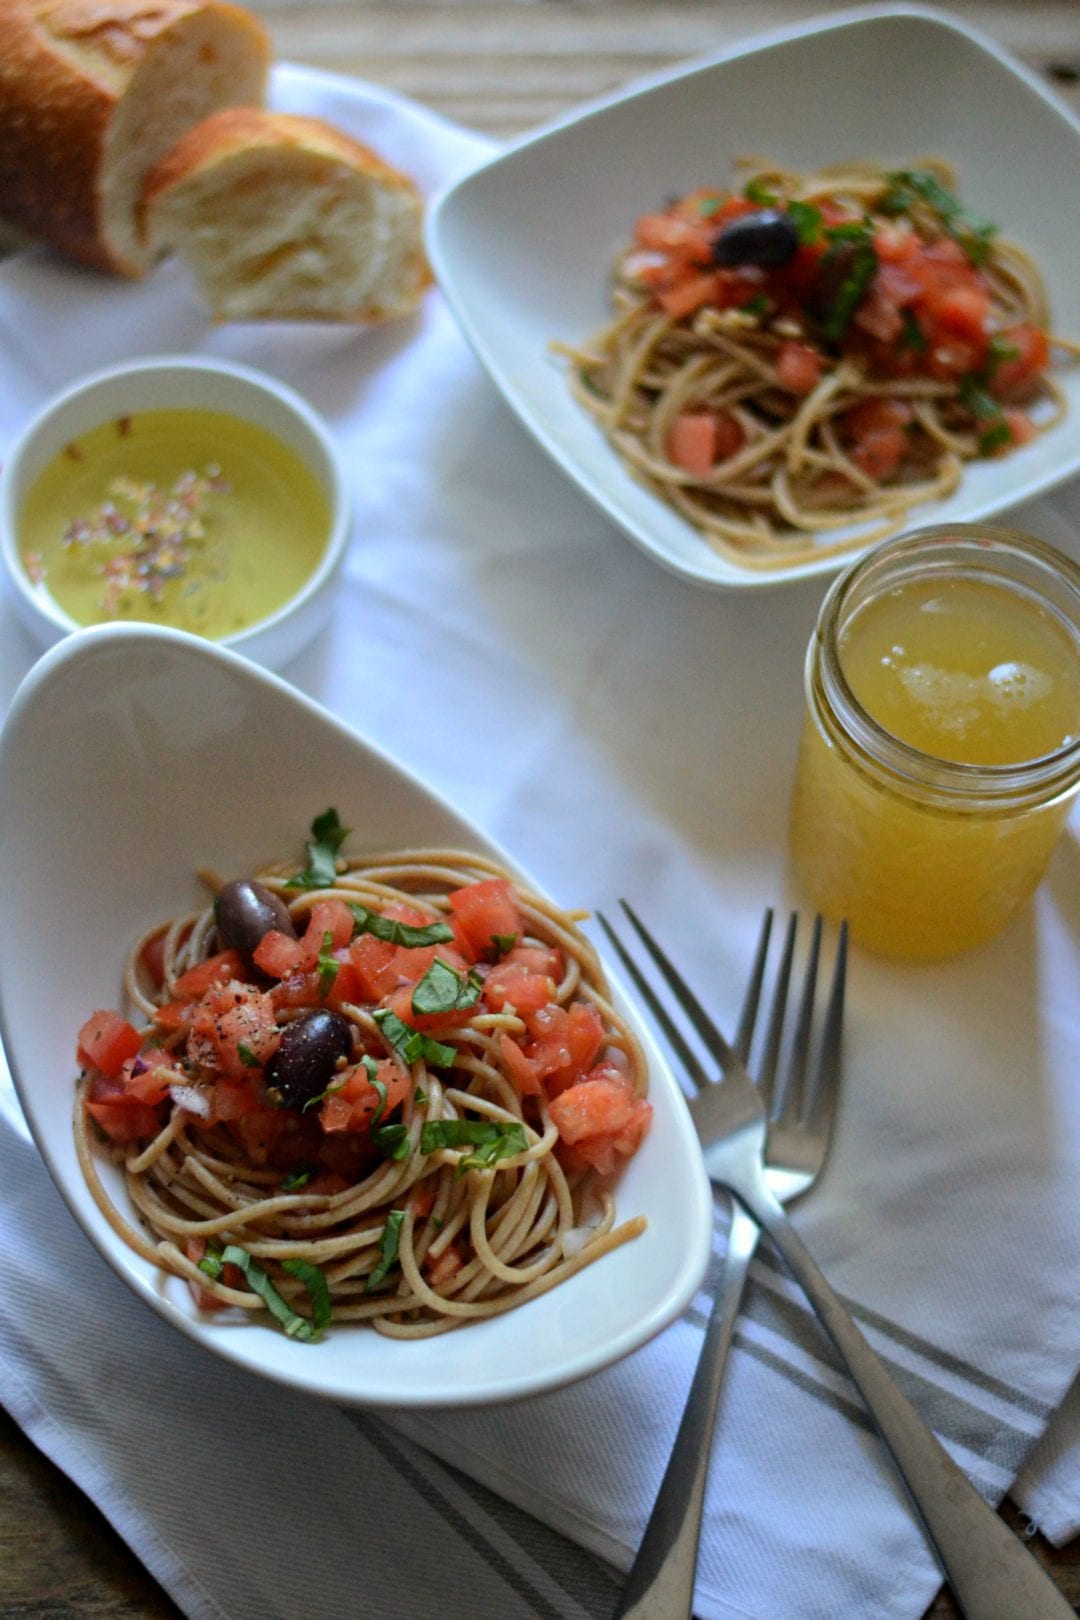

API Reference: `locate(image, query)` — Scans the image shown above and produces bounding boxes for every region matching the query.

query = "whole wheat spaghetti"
[75,814,650,1341]
[558,159,1076,571]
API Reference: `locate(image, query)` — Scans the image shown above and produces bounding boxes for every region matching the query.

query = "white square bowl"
[0,625,713,1408]
[426,4,1080,591]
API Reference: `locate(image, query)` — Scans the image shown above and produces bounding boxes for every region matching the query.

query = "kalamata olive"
[265,1010,353,1109]
[712,209,800,269]
[216,879,296,967]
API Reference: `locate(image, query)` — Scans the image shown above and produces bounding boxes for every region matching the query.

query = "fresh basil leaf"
[280,1257,332,1335]
[986,335,1021,377]
[366,1209,405,1291]
[880,169,997,265]
[348,902,454,949]
[411,958,483,1018]
[696,196,724,217]
[959,375,1002,421]
[372,1121,410,1160]
[372,1008,456,1069]
[369,1076,388,1129]
[316,930,339,999]
[286,808,348,891]
[414,1086,429,1107]
[743,178,777,205]
[740,293,770,318]
[220,1244,326,1341]
[820,239,878,342]
[198,1246,223,1280]
[788,200,821,246]
[301,1070,349,1113]
[280,1163,315,1191]
[236,1041,260,1069]
[489,933,518,960]
[978,420,1013,455]
[420,1118,529,1175]
[898,309,928,352]
[823,220,872,245]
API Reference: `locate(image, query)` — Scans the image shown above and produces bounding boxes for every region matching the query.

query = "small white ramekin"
[0,355,350,669]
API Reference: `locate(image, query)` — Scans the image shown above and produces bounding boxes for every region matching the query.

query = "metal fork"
[605,907,844,1620]
[604,904,1074,1620]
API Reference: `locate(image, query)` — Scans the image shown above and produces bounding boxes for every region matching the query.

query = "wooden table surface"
[3,2,1080,1616]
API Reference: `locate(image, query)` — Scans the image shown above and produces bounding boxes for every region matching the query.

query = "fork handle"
[612,1203,761,1620]
[742,1186,1074,1620]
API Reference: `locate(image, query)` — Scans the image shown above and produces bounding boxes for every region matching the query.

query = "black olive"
[712,209,800,270]
[265,1010,353,1109]
[216,879,296,968]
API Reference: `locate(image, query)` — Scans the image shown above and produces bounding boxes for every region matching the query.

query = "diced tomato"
[121,1051,178,1105]
[500,943,563,980]
[410,1179,437,1219]
[448,879,523,962]
[549,1066,652,1176]
[427,1243,464,1287]
[658,272,722,320]
[483,959,557,1015]
[666,411,717,476]
[85,1094,162,1143]
[297,899,354,966]
[320,1060,409,1134]
[843,396,913,482]
[776,340,824,395]
[349,933,399,999]
[873,224,920,264]
[990,324,1050,401]
[172,950,246,1001]
[540,1002,607,1098]
[190,981,280,1078]
[253,929,306,979]
[77,1010,142,1079]
[498,1031,542,1097]
[930,283,990,343]
[140,931,168,989]
[153,1000,193,1033]
[210,1077,264,1121]
[633,214,712,260]
[229,1108,290,1165]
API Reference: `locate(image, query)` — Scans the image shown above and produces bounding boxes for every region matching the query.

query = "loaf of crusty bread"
[0,0,271,276]
[143,108,431,321]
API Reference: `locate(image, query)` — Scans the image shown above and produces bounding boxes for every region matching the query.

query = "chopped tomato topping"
[549,1065,653,1176]
[77,1010,142,1079]
[448,879,523,962]
[776,341,824,394]
[991,325,1051,401]
[172,950,246,1001]
[253,929,306,979]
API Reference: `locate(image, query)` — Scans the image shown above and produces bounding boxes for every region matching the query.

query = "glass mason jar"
[789,525,1080,961]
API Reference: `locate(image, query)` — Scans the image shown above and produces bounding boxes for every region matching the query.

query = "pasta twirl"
[557,159,1077,571]
[74,818,651,1341]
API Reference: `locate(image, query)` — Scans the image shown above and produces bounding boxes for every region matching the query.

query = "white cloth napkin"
[1,61,1079,1620]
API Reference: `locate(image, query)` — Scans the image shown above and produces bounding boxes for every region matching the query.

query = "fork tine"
[596,912,713,1091]
[756,912,797,1113]
[733,908,773,1065]
[617,900,737,1076]
[802,918,848,1130]
[778,913,822,1122]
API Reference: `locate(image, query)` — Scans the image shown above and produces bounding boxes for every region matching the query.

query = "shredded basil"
[696,196,725,217]
[986,334,1021,378]
[236,1041,260,1069]
[366,1209,405,1291]
[489,933,518,960]
[316,930,339,999]
[898,309,928,352]
[978,420,1013,455]
[787,199,821,245]
[743,178,777,206]
[420,1118,529,1175]
[369,1075,388,1128]
[285,809,348,891]
[198,1246,223,1279]
[372,1122,410,1160]
[216,1245,330,1341]
[301,1070,349,1113]
[348,902,453,949]
[411,958,483,1018]
[373,1008,456,1069]
[879,169,997,265]
[280,1164,315,1191]
[820,236,878,342]
[740,293,771,318]
[959,375,1002,421]
[414,1087,429,1107]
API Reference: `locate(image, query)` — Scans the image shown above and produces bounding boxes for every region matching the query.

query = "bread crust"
[0,0,271,275]
[142,108,419,208]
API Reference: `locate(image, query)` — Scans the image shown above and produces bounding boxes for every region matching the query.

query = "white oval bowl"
[0,356,349,670]
[0,624,713,1408]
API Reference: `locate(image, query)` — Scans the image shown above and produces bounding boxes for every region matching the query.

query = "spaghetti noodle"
[558,159,1076,570]
[74,817,651,1340]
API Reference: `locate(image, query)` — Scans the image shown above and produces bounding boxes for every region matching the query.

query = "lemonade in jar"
[789,526,1080,960]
